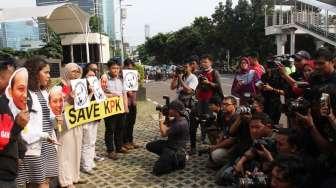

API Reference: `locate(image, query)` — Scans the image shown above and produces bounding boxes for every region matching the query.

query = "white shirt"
[177,73,198,94]
[107,77,124,96]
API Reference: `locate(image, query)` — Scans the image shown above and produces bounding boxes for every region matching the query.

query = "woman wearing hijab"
[57,63,85,187]
[17,57,59,188]
[231,57,259,105]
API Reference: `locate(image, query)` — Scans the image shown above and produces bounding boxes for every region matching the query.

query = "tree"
[89,15,102,33]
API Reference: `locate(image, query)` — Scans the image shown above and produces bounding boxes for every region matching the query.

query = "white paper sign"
[71,79,89,110]
[87,76,106,103]
[123,70,139,91]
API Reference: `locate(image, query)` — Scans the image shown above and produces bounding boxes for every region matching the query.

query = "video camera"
[267,54,292,69]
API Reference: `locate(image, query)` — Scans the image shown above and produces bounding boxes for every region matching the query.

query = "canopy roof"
[0,3,91,34]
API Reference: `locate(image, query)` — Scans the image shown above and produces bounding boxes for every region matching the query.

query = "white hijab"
[5,68,29,118]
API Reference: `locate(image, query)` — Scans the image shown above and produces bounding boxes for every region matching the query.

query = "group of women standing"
[10,58,104,188]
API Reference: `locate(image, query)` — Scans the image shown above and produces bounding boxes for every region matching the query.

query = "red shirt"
[197,70,215,102]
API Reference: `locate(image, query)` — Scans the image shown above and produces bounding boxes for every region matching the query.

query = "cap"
[169,100,185,114]
[292,50,311,60]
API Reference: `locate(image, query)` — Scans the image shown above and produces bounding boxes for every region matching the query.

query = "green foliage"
[134,63,145,86]
[90,16,102,33]
[139,1,277,65]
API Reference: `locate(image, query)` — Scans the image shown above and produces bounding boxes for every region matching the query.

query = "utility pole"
[120,0,124,65]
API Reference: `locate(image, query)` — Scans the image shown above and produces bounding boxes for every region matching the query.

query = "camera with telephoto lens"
[252,137,275,151]
[175,65,186,75]
[267,54,292,69]
[239,172,269,188]
[236,106,252,114]
[155,96,170,117]
[285,97,311,117]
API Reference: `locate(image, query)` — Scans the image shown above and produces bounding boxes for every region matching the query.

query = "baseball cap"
[292,50,311,60]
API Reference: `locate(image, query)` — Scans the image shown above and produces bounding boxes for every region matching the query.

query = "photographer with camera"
[170,61,198,109]
[258,63,287,124]
[190,54,223,153]
[146,100,189,176]
[206,96,240,168]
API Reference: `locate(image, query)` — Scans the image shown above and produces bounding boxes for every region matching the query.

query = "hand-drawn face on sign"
[71,79,89,110]
[123,70,138,91]
[87,76,106,103]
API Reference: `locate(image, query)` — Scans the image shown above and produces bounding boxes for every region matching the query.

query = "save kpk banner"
[64,97,125,129]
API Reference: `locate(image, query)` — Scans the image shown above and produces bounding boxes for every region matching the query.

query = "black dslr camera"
[175,65,186,75]
[252,137,275,151]
[267,54,292,69]
[285,97,311,117]
[156,96,170,117]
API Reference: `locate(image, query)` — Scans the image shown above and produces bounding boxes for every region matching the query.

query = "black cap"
[169,100,185,114]
[292,50,311,60]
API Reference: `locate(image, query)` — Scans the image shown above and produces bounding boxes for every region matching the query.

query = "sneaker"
[107,152,118,160]
[94,156,105,162]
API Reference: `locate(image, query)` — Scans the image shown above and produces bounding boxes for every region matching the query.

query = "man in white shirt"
[170,62,198,109]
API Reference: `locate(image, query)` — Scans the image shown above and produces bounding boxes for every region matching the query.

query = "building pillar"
[70,44,74,63]
[276,34,287,55]
[290,30,296,55]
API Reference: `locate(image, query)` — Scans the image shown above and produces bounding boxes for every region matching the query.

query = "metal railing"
[265,0,336,42]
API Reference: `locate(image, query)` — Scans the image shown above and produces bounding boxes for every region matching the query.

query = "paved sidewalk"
[77,101,217,188]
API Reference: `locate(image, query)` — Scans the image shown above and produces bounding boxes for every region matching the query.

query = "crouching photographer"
[146,100,189,176]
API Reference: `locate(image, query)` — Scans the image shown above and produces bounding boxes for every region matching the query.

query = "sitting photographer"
[170,61,198,109]
[207,96,240,167]
[146,100,189,176]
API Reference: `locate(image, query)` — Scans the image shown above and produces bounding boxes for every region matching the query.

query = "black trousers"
[104,114,125,152]
[146,140,186,176]
[190,101,210,148]
[124,105,137,143]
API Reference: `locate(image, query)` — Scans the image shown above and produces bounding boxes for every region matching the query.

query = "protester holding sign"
[0,66,29,188]
[123,59,140,150]
[103,59,129,160]
[17,57,58,187]
[57,63,85,187]
[80,64,101,175]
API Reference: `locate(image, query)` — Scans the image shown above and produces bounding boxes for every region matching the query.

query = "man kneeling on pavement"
[146,100,189,176]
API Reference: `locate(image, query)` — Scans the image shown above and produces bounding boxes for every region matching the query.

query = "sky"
[1,0,239,46]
